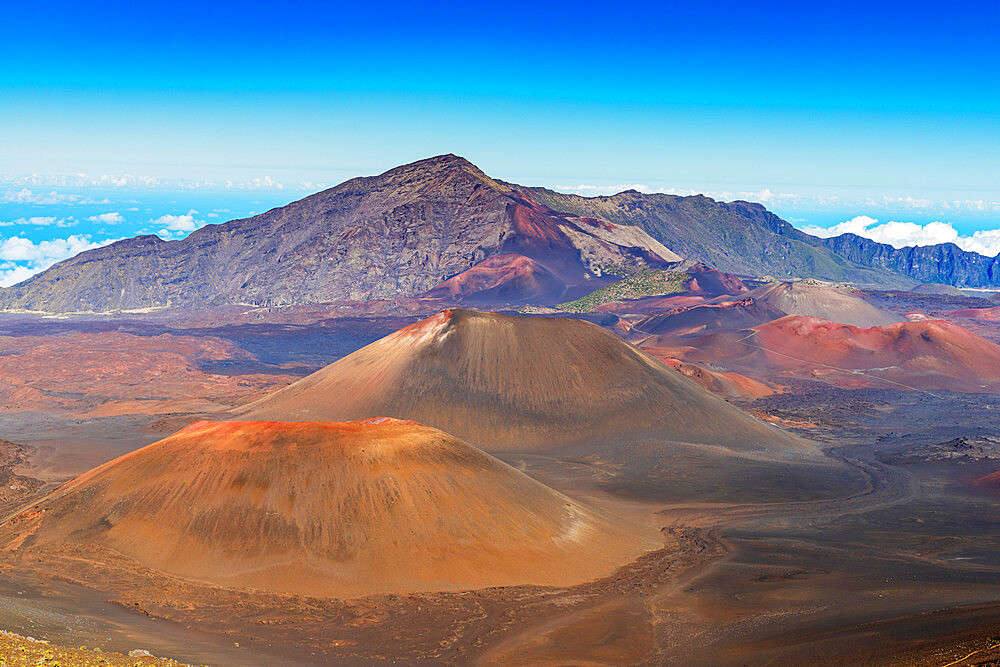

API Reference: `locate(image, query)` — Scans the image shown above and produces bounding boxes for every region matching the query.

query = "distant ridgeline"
[1,154,996,312]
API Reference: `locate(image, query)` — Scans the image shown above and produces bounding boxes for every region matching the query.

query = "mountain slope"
[236,309,863,502]
[632,297,785,337]
[237,309,816,456]
[419,253,567,304]
[1,418,658,597]
[516,187,913,286]
[630,280,898,341]
[644,316,1000,393]
[11,154,984,313]
[738,281,901,327]
[820,233,1000,288]
[751,316,1000,392]
[0,155,678,312]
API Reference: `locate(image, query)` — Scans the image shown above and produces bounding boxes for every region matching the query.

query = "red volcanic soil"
[975,469,1000,493]
[0,331,296,416]
[421,253,566,304]
[495,193,681,295]
[1,419,659,597]
[750,316,1000,392]
[948,306,1000,321]
[238,309,817,461]
[654,356,775,400]
[641,315,1000,393]
[632,297,785,338]
[415,192,683,307]
[657,357,777,400]
[683,262,747,297]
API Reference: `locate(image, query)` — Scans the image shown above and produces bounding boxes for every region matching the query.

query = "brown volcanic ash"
[0,331,295,416]
[1,419,659,597]
[238,309,817,460]
[741,281,901,327]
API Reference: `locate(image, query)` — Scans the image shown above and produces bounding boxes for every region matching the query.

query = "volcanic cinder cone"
[1,419,660,597]
[751,316,1000,392]
[420,253,567,304]
[632,297,785,337]
[742,281,900,327]
[976,469,1000,493]
[237,309,818,459]
[948,305,1000,321]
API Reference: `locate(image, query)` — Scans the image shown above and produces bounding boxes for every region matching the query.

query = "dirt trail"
[658,443,920,530]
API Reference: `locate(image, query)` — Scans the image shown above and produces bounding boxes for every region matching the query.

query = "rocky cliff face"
[820,233,1000,288]
[516,187,911,287]
[0,155,679,312]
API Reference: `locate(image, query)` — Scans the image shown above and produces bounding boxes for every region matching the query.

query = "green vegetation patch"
[558,270,688,313]
[0,629,189,666]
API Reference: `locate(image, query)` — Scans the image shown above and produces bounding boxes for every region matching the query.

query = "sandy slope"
[238,309,818,461]
[1,419,659,597]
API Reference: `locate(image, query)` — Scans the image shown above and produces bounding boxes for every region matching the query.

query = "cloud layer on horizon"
[801,215,1000,258]
[0,234,115,288]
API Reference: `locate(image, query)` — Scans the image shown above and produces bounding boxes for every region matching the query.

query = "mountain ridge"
[0,155,680,311]
[819,233,1000,287]
[514,185,912,286]
[8,153,998,312]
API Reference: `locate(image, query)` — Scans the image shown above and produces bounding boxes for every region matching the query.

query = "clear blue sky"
[1,0,999,284]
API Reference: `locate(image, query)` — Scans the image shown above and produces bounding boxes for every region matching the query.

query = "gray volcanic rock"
[0,155,679,312]
[820,233,1000,288]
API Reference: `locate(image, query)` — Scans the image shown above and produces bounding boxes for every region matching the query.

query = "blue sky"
[2,1,999,285]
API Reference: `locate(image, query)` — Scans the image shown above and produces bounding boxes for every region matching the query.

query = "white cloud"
[153,210,205,238]
[0,173,158,189]
[554,183,802,203]
[556,183,653,195]
[0,263,43,288]
[20,216,58,227]
[2,189,78,205]
[800,215,1000,258]
[963,230,1000,257]
[0,188,111,206]
[87,211,124,225]
[0,234,116,287]
[0,234,104,262]
[0,216,77,228]
[1,173,308,192]
[241,176,284,190]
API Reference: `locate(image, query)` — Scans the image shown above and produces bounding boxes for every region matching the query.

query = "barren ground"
[0,307,996,665]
